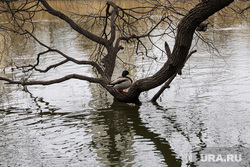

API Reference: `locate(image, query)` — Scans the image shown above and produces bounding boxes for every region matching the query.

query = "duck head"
[122,70,130,77]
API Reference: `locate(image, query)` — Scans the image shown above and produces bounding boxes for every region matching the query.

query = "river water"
[0,1,250,167]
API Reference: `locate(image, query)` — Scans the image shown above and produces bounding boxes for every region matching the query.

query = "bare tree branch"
[240,5,250,14]
[164,41,171,60]
[0,0,240,104]
[0,74,103,86]
[151,50,197,102]
[21,30,105,77]
[39,0,108,46]
[33,59,69,73]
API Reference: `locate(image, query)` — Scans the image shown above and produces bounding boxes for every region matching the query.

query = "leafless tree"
[0,0,248,104]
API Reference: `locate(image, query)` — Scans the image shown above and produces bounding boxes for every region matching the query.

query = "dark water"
[0,1,250,167]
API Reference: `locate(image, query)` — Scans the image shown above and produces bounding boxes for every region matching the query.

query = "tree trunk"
[0,0,235,105]
[113,0,234,104]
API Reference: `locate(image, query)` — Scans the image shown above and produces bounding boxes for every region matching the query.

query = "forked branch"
[22,31,105,77]
[151,50,197,102]
[39,0,108,46]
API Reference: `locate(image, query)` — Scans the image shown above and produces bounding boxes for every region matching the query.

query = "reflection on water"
[0,99,183,167]
[95,102,182,166]
[0,0,250,167]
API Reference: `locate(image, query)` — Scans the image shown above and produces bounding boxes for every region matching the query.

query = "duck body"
[107,70,133,92]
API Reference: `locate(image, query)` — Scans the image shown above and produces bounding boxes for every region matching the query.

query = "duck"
[107,70,133,93]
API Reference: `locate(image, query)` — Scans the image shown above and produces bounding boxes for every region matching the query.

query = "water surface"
[0,1,250,166]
